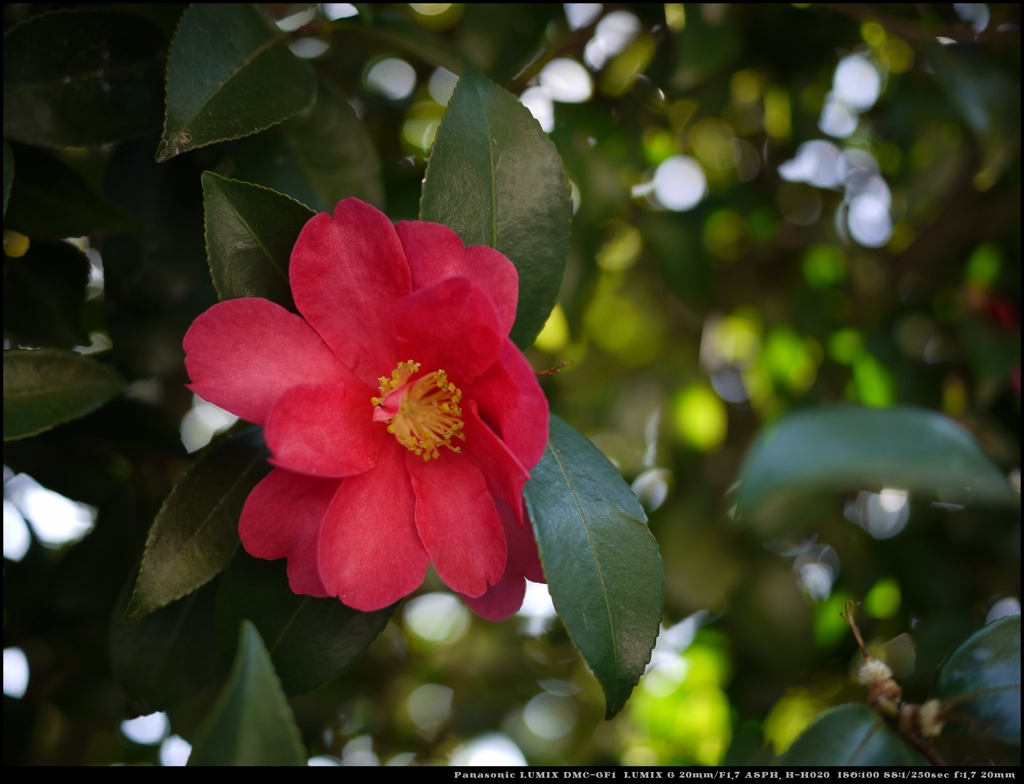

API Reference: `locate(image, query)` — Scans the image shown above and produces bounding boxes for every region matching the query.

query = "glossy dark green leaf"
[202,173,313,311]
[3,10,165,147]
[157,4,316,162]
[216,551,393,696]
[189,621,306,766]
[110,572,225,713]
[3,240,90,347]
[781,703,926,765]
[930,613,1020,746]
[228,76,384,212]
[735,406,1018,537]
[3,140,12,217]
[928,42,1021,184]
[421,62,572,348]
[523,415,663,719]
[102,134,216,379]
[3,349,124,441]
[125,428,271,622]
[4,143,137,238]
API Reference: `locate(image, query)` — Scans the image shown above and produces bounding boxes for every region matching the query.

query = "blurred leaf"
[928,43,1021,184]
[125,427,271,622]
[215,551,392,696]
[3,239,90,347]
[110,573,225,713]
[188,620,306,766]
[421,62,572,348]
[930,613,1020,746]
[781,703,926,765]
[157,4,316,162]
[735,406,1018,536]
[103,134,215,379]
[328,9,461,74]
[671,8,738,91]
[4,142,137,238]
[524,415,663,719]
[202,173,313,311]
[3,10,165,147]
[3,349,124,441]
[228,75,384,212]
[960,317,1021,406]
[3,140,12,217]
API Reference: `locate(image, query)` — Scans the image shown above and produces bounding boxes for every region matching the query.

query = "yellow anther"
[370,360,466,461]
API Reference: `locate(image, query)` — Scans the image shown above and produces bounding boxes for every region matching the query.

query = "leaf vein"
[547,439,620,688]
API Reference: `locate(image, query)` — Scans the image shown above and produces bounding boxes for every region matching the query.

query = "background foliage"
[3,2,1020,767]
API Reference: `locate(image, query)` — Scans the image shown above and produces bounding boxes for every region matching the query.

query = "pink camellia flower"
[183,199,548,619]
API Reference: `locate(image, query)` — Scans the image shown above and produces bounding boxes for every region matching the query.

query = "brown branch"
[841,600,872,661]
[897,727,948,767]
[537,360,573,377]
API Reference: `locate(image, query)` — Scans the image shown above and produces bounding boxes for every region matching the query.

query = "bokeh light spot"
[865,578,901,619]
[534,304,570,353]
[764,690,828,754]
[673,385,727,451]
[365,58,417,101]
[653,155,706,211]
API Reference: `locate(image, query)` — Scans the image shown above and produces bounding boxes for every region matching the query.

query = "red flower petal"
[395,221,519,335]
[461,497,543,620]
[290,199,412,386]
[465,339,549,470]
[239,468,340,597]
[407,452,506,598]
[393,277,504,382]
[265,381,384,477]
[461,401,531,525]
[318,441,428,611]
[183,298,349,424]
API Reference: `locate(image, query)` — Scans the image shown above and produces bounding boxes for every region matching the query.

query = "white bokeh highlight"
[404,592,471,644]
[121,712,169,745]
[564,3,602,31]
[366,58,417,101]
[160,735,192,766]
[4,473,95,548]
[539,58,593,103]
[3,648,29,698]
[653,155,707,211]
[450,733,527,766]
[520,87,555,133]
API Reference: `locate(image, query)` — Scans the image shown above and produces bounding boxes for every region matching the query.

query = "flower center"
[371,360,465,460]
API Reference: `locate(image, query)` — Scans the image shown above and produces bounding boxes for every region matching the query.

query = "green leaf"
[102,134,216,380]
[4,143,137,238]
[216,551,393,696]
[227,75,384,212]
[735,406,1018,537]
[110,572,225,713]
[928,42,1021,186]
[421,62,572,349]
[3,10,165,148]
[3,140,12,217]
[125,427,271,622]
[3,240,90,348]
[523,415,663,719]
[781,703,927,765]
[189,620,306,766]
[3,349,124,441]
[202,173,313,311]
[157,4,316,162]
[930,613,1020,746]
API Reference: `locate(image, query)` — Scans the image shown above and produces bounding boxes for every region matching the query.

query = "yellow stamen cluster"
[372,361,466,460]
